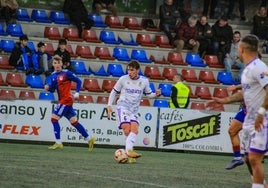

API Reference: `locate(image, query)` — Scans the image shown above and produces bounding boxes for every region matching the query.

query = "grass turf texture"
[0,142,264,188]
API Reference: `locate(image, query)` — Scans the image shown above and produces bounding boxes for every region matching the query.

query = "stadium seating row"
[0,71,230,99]
[16,8,159,31]
[0,88,224,110]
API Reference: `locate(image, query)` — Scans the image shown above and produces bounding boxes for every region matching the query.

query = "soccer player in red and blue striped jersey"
[44,55,96,150]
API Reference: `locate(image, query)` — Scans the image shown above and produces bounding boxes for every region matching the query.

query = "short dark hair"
[234,31,241,36]
[241,34,259,52]
[175,73,183,81]
[19,35,28,41]
[37,42,45,48]
[58,39,67,45]
[127,60,140,70]
[220,15,228,21]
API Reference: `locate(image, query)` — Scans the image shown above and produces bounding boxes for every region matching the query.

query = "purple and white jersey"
[241,58,268,127]
[113,75,153,113]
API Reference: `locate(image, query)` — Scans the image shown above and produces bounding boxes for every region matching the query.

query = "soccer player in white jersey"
[239,35,268,188]
[107,60,161,163]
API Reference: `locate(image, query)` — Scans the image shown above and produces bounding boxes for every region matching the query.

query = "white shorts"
[241,124,268,155]
[116,106,139,129]
[241,126,254,155]
[250,125,268,154]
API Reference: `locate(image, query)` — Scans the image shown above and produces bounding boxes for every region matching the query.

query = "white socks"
[125,132,136,151]
[252,183,264,188]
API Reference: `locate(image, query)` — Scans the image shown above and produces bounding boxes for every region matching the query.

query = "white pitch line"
[58,169,170,188]
[3,165,171,188]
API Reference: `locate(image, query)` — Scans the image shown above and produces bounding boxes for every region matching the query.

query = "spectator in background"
[169,74,190,109]
[196,15,213,57]
[54,39,73,72]
[252,5,268,41]
[63,0,94,38]
[227,0,246,21]
[92,0,118,16]
[260,0,267,7]
[0,0,18,24]
[173,0,190,22]
[202,0,218,19]
[224,31,244,83]
[9,35,34,74]
[173,15,199,53]
[159,0,181,45]
[212,15,233,64]
[32,42,52,76]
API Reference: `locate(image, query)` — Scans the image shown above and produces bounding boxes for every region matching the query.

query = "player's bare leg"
[226,119,244,170]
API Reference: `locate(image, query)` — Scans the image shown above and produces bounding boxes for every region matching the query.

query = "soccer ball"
[114,149,128,163]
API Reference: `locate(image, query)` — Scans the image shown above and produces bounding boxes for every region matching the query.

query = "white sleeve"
[146,92,157,98]
[108,89,117,106]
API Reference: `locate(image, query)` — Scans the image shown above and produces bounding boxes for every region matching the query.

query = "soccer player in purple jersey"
[107,60,161,163]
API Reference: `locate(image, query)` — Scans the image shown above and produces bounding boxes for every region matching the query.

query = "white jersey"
[241,58,268,127]
[112,75,153,113]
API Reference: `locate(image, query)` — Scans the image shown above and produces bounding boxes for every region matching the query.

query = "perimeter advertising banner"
[0,100,158,147]
[158,108,235,153]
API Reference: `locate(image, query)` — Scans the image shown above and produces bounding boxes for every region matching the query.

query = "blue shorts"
[53,104,76,120]
[234,107,246,123]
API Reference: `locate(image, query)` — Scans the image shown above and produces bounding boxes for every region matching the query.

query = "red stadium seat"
[167,52,188,66]
[76,45,96,59]
[155,35,173,48]
[0,89,16,100]
[105,15,125,29]
[163,67,178,80]
[0,55,15,69]
[181,69,202,83]
[188,86,198,98]
[82,29,101,43]
[44,43,55,56]
[96,96,109,104]
[141,18,160,31]
[149,55,169,65]
[0,72,8,86]
[144,66,165,80]
[19,90,36,100]
[213,87,229,98]
[78,94,94,103]
[94,46,115,60]
[102,79,116,92]
[63,28,83,42]
[199,70,220,84]
[123,17,142,30]
[195,86,212,99]
[6,73,28,87]
[66,44,77,58]
[136,34,156,47]
[140,98,151,106]
[83,78,103,92]
[71,81,85,91]
[190,102,206,110]
[204,55,223,68]
[44,26,61,40]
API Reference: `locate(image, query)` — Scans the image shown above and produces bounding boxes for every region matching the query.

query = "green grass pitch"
[0,142,264,188]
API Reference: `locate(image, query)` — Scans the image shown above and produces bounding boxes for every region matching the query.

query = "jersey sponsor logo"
[125,88,142,94]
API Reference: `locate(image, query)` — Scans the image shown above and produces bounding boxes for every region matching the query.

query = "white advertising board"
[0,100,158,147]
